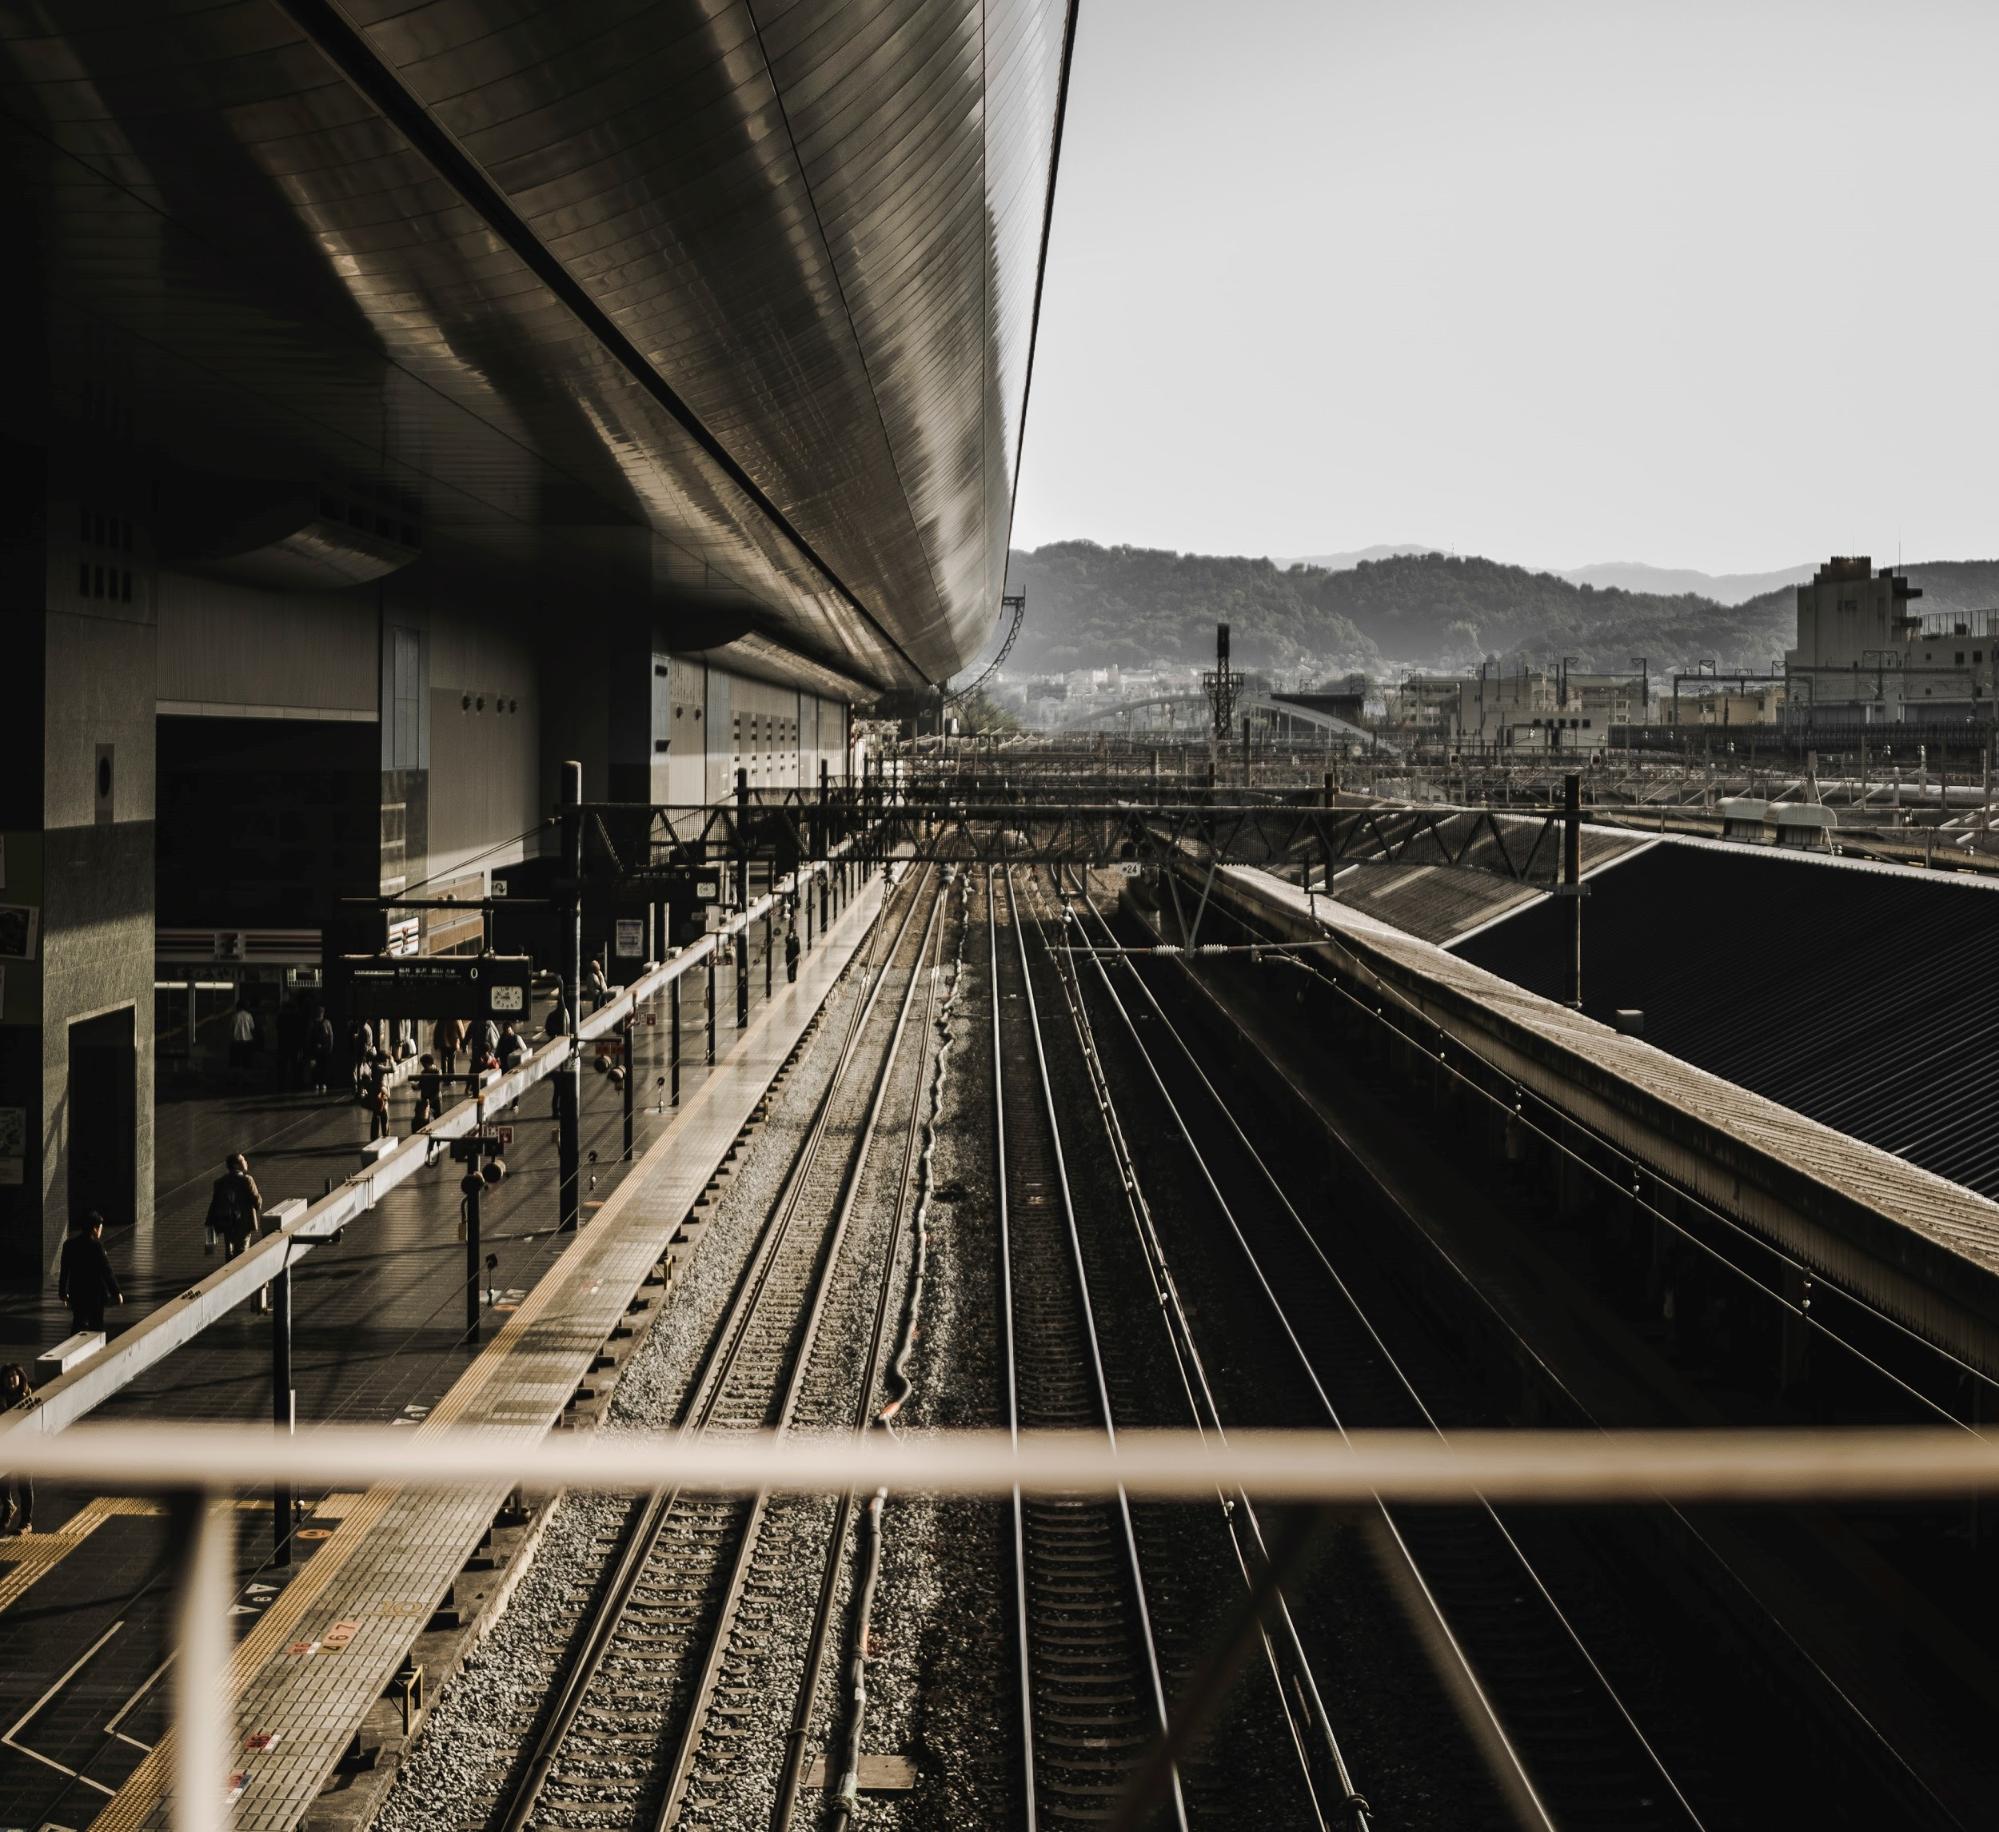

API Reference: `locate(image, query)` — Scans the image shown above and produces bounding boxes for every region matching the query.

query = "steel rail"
[1167,880,1961,1823]
[772,873,956,1826]
[490,864,930,1832]
[997,865,1190,1831]
[653,871,947,1827]
[1027,875,1363,1829]
[1067,884,1701,1829]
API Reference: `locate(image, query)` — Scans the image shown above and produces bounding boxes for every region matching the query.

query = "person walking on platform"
[367,1056,392,1142]
[784,923,800,985]
[306,1006,335,1094]
[0,1364,34,1535]
[213,1153,263,1261]
[497,1022,525,1075]
[59,1212,122,1337]
[434,1016,465,1082]
[412,1053,444,1129]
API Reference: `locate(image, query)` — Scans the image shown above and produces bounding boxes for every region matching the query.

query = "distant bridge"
[1051,690,1395,754]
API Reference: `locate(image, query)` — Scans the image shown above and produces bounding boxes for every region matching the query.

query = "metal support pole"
[169,1489,233,1832]
[735,768,750,1030]
[621,1013,635,1160]
[558,760,582,1232]
[272,1258,293,1566]
[463,1174,481,1341]
[1564,771,1583,1009]
[705,952,717,1065]
[764,908,773,1001]
[670,973,682,1104]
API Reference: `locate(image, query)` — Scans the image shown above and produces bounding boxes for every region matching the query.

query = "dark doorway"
[69,1007,136,1231]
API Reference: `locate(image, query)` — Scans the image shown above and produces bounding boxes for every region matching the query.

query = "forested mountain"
[1001,542,1802,677]
[1559,560,1813,605]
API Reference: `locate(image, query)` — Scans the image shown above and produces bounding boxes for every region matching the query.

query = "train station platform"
[0,865,885,1830]
[1198,861,1999,1380]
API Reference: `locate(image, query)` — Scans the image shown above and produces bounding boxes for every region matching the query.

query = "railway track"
[492,866,946,1832]
[1060,878,1704,1832]
[991,868,1188,1831]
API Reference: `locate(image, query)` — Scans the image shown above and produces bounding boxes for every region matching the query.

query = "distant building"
[1785,555,1998,723]
[1394,667,1640,750]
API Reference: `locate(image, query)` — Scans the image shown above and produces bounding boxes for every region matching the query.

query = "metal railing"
[7,1418,1995,1831]
[2,844,870,1440]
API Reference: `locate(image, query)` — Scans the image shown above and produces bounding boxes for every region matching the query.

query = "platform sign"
[614,916,645,959]
[343,954,533,1019]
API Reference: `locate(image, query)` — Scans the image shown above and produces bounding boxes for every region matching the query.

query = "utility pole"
[1201,622,1242,789]
[271,1256,293,1565]
[558,759,582,1231]
[735,767,750,1029]
[1563,771,1583,1009]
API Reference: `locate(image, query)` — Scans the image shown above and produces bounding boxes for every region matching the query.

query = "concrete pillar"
[0,444,158,1281]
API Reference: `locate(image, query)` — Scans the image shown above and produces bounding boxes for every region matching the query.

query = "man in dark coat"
[211,1154,263,1261]
[58,1212,122,1336]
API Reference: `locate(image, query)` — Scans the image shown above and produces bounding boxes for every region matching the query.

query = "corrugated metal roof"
[1453,838,1999,1200]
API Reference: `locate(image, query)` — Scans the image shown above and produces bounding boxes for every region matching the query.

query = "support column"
[735,768,750,1029]
[557,760,582,1232]
[621,1012,634,1159]
[272,1257,293,1565]
[0,447,158,1282]
[1563,771,1583,1009]
[462,1170,482,1342]
[670,973,682,1104]
[705,952,717,1064]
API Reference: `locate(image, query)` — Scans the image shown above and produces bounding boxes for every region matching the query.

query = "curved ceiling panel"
[0,0,1076,691]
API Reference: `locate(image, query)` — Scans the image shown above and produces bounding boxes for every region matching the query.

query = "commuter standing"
[587,958,611,1011]
[348,1018,374,1100]
[497,1023,525,1074]
[434,1016,465,1082]
[784,924,800,985]
[228,1001,257,1084]
[0,1365,34,1535]
[58,1213,122,1337]
[306,1005,335,1094]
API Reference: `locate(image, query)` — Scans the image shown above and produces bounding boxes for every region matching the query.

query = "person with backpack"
[210,1153,263,1260]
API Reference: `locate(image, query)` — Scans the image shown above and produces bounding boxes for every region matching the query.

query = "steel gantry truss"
[574,788,1584,886]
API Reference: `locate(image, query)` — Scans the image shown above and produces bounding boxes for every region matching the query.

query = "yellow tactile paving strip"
[91,889,881,1830]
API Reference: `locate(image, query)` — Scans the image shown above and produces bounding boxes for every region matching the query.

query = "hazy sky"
[1009,0,1999,572]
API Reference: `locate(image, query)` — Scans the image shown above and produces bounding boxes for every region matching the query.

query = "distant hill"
[1001,542,1799,678]
[1560,560,1814,606]
[1275,543,1441,571]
